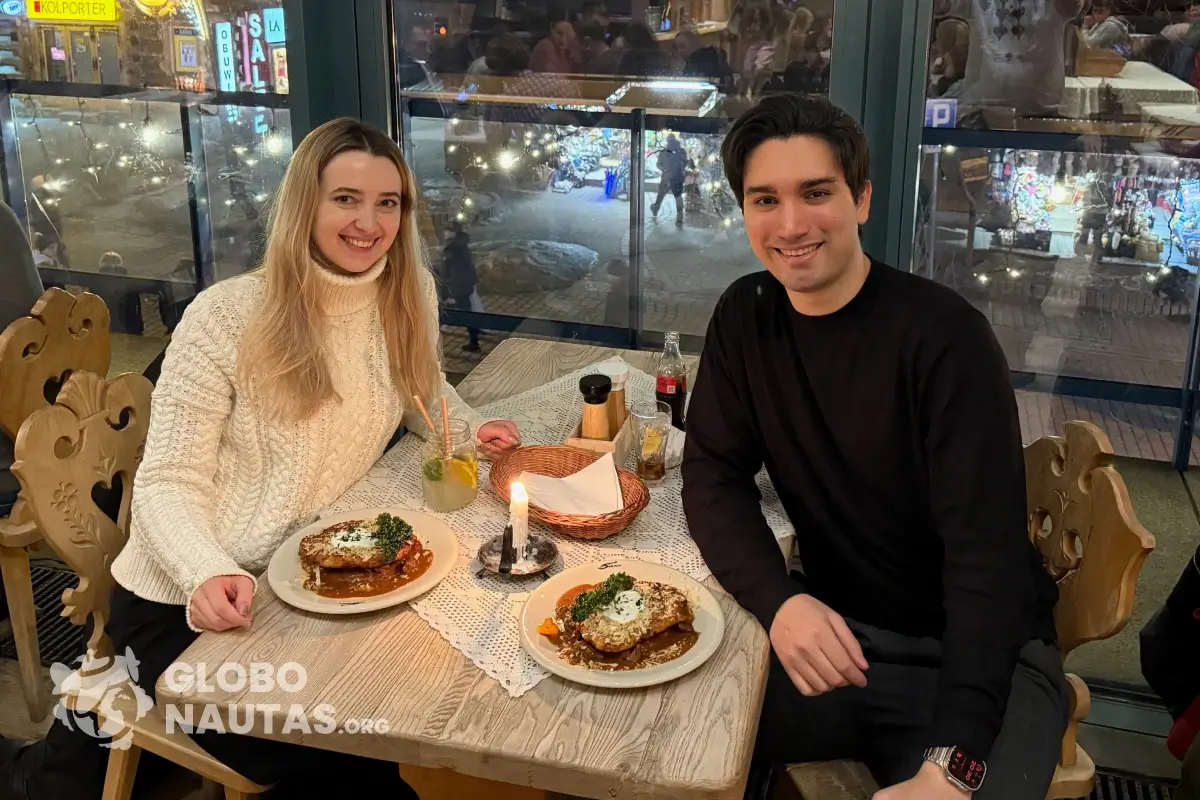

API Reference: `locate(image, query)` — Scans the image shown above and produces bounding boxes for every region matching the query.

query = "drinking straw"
[412,395,437,438]
[440,395,451,457]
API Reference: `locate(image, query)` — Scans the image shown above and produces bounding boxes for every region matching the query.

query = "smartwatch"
[923,746,986,792]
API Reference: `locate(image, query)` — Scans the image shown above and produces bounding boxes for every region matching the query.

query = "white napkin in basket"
[519,452,623,516]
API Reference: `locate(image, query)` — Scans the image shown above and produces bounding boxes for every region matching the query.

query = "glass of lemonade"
[420,418,479,513]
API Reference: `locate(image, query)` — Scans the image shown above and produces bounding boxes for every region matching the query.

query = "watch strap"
[923,746,979,792]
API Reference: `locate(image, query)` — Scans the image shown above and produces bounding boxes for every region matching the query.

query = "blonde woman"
[0,118,522,799]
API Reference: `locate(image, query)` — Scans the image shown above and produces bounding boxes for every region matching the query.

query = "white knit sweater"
[111,258,483,631]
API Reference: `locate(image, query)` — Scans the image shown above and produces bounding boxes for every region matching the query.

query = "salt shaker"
[595,361,629,436]
[579,374,613,441]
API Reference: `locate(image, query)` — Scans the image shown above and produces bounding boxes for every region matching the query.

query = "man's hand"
[770,594,868,696]
[874,761,970,800]
[189,575,254,631]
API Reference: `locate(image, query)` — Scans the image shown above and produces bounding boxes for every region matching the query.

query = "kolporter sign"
[27,0,118,21]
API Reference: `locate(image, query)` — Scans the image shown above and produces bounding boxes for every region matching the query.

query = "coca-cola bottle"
[655,331,687,431]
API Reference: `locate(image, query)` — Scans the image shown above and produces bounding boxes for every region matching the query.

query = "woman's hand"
[477,420,521,461]
[189,575,254,631]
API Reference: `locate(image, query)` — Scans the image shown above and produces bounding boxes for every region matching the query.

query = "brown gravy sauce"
[545,583,699,671]
[303,540,433,599]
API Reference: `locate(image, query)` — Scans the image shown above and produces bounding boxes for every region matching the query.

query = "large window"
[395,0,836,374]
[914,0,1200,469]
[907,0,1200,705]
[1,2,292,377]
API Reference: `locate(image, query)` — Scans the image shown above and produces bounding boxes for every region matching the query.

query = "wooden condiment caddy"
[565,416,635,467]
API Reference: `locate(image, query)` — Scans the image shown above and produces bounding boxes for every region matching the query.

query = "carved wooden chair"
[788,421,1156,800]
[12,370,269,800]
[0,286,110,722]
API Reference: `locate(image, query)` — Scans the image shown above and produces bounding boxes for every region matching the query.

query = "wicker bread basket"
[489,445,649,540]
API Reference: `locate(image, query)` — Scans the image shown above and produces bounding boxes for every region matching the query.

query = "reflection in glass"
[200,105,293,281]
[415,117,632,329]
[927,0,1200,128]
[642,128,759,337]
[394,0,832,109]
[10,94,194,373]
[2,1,289,92]
[919,145,1195,390]
[12,95,192,283]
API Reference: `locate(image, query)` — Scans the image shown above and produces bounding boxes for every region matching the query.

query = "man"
[650,134,690,226]
[579,22,622,73]
[681,94,1066,799]
[529,15,580,74]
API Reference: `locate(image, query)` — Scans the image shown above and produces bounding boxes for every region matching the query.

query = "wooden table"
[156,337,771,800]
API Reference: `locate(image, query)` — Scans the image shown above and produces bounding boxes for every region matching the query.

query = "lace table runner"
[324,359,793,696]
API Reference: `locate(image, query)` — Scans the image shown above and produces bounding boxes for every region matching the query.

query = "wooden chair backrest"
[11,370,152,664]
[0,288,111,441]
[1025,421,1155,657]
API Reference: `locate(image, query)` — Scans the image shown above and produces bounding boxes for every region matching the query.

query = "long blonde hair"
[237,117,440,421]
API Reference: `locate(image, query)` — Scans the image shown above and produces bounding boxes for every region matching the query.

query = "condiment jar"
[595,361,629,436]
[579,374,613,441]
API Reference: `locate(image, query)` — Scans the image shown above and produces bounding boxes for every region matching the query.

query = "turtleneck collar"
[313,257,386,316]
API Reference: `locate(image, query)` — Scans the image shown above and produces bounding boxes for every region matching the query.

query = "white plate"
[519,560,725,689]
[267,507,458,614]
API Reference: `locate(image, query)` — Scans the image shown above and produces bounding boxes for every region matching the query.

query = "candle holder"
[475,528,559,578]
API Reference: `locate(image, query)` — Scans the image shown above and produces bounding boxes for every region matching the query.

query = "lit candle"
[509,481,529,563]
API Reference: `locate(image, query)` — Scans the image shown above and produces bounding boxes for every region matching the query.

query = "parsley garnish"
[570,573,634,622]
[374,513,413,562]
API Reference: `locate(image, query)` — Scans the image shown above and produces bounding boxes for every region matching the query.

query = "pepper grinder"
[579,374,613,441]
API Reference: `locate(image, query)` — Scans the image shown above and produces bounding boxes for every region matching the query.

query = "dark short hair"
[721,93,870,208]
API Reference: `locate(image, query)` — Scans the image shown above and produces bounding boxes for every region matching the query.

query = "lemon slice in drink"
[446,456,478,489]
[640,428,664,460]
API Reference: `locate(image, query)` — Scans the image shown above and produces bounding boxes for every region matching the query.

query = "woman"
[0,118,521,799]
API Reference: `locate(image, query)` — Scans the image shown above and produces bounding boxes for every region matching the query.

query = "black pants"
[756,619,1069,799]
[1,585,419,799]
[652,181,683,217]
[452,293,480,349]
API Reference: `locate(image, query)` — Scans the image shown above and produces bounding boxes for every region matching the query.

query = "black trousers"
[756,619,1069,799]
[2,585,419,800]
[451,293,480,349]
[652,180,683,216]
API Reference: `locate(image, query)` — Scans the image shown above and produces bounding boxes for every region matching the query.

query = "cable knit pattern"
[111,258,483,632]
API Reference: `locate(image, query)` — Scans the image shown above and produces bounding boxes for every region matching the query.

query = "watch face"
[948,748,987,790]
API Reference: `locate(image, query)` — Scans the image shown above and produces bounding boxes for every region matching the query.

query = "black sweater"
[681,261,1058,759]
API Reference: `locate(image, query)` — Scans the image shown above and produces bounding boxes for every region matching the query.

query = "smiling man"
[681,94,1067,799]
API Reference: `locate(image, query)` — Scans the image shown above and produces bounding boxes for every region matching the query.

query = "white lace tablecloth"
[324,359,793,697]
